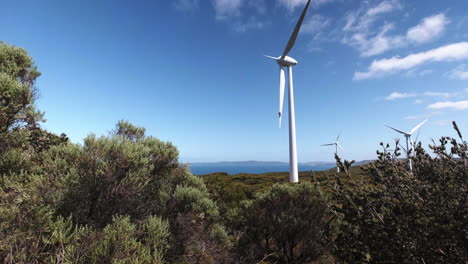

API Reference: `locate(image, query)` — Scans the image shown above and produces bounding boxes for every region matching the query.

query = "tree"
[0,42,42,134]
[0,42,67,177]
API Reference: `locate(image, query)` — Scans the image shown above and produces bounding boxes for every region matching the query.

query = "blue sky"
[1,0,468,162]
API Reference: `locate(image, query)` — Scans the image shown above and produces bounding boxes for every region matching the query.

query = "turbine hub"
[277,56,298,67]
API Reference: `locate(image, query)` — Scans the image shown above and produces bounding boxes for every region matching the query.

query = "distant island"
[187,160,374,175]
[189,160,373,166]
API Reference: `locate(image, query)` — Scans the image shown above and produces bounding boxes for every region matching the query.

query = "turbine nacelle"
[278,56,298,67]
[265,55,298,67]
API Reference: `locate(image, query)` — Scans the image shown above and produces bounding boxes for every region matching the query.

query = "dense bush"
[326,123,468,264]
[236,182,332,264]
[0,42,230,263]
[0,124,231,263]
[2,42,466,264]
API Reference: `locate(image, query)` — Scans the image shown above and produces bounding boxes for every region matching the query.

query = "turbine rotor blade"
[385,125,409,136]
[264,55,279,60]
[278,67,285,128]
[337,143,344,152]
[321,143,335,146]
[281,0,312,59]
[414,126,421,144]
[336,131,341,142]
[409,119,428,135]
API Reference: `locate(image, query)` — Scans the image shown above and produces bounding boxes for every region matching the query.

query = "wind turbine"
[265,0,312,183]
[385,119,428,172]
[321,132,345,172]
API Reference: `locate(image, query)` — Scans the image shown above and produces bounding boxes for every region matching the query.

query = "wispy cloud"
[233,16,265,32]
[343,0,400,33]
[173,0,199,12]
[404,111,441,120]
[212,0,243,20]
[406,14,449,44]
[384,90,459,104]
[448,64,468,80]
[210,0,267,32]
[277,0,335,11]
[343,11,449,57]
[354,42,468,80]
[385,92,416,100]
[301,14,331,34]
[209,0,334,32]
[427,100,468,110]
[342,0,402,56]
[358,23,405,57]
[432,119,452,126]
[423,91,455,98]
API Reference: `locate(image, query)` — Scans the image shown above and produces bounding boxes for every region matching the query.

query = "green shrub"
[327,122,468,264]
[237,182,332,264]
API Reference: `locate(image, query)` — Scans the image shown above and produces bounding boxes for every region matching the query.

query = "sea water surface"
[189,164,335,175]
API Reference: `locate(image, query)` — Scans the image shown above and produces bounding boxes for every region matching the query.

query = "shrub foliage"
[325,124,468,264]
[1,41,466,264]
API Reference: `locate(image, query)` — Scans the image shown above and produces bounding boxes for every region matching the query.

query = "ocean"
[189,164,335,175]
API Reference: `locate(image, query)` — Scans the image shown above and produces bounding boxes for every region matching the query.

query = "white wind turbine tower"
[265,0,312,183]
[321,133,345,172]
[385,119,428,172]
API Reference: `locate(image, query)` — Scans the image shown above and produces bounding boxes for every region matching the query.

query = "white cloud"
[427,100,468,110]
[385,92,416,100]
[406,14,449,44]
[212,0,243,20]
[174,0,199,12]
[366,0,399,17]
[359,23,405,57]
[418,69,433,76]
[404,115,421,120]
[233,16,265,32]
[423,91,455,98]
[343,0,400,33]
[210,0,267,32]
[342,5,449,57]
[385,91,457,102]
[354,42,468,80]
[341,0,404,56]
[448,64,468,80]
[277,0,335,11]
[404,111,441,120]
[432,120,451,126]
[301,15,331,34]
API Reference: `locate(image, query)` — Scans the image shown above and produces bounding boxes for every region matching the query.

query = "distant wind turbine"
[321,132,344,172]
[265,0,312,183]
[385,119,428,172]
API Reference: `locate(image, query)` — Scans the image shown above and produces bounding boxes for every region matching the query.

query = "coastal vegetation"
[1,42,466,263]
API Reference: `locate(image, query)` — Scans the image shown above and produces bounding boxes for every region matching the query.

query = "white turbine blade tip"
[410,119,428,135]
[338,143,345,152]
[264,55,278,60]
[281,0,312,57]
[336,131,341,142]
[385,125,409,135]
